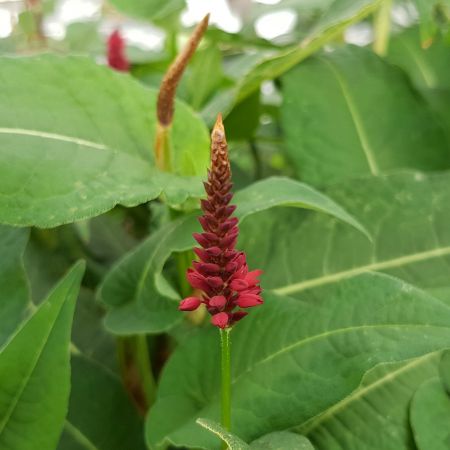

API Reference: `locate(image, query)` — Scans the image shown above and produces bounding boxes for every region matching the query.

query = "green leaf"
[280,46,449,185]
[0,226,31,347]
[24,227,86,304]
[387,27,450,92]
[146,274,450,449]
[410,377,450,450]
[223,91,261,141]
[71,288,118,371]
[302,353,441,450]
[387,26,450,143]
[108,0,184,21]
[202,0,382,122]
[0,55,208,227]
[57,354,146,450]
[234,0,382,104]
[239,171,450,298]
[99,216,196,335]
[186,45,224,111]
[409,0,450,44]
[196,419,249,449]
[233,177,369,238]
[441,350,450,393]
[0,262,85,450]
[250,431,314,449]
[99,176,366,335]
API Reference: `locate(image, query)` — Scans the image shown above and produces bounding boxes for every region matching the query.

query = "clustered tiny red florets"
[179,114,263,329]
[107,30,130,72]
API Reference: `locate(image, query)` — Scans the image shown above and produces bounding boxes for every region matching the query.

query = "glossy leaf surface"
[146,274,450,449]
[0,263,84,450]
[0,55,208,227]
[281,46,449,184]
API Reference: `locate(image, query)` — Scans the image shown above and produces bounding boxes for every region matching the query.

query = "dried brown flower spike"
[155,14,210,171]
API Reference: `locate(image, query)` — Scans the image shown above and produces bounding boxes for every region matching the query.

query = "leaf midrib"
[318,57,380,176]
[398,37,437,88]
[230,323,449,389]
[273,245,450,295]
[0,128,108,151]
[298,352,437,434]
[166,322,450,446]
[64,420,99,450]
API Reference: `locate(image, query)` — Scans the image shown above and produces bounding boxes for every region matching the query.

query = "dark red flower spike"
[179,114,263,328]
[107,30,130,72]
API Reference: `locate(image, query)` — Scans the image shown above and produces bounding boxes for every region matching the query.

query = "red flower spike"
[107,30,130,72]
[178,114,263,328]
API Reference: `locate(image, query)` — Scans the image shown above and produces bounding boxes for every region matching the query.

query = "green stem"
[373,0,392,56]
[220,328,232,445]
[135,335,156,405]
[117,335,156,414]
[249,140,263,180]
[165,28,178,59]
[155,123,173,172]
[176,249,194,298]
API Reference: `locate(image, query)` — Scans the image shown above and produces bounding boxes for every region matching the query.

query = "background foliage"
[0,0,450,449]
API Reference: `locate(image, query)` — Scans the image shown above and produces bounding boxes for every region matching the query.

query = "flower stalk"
[373,0,392,56]
[117,335,156,414]
[220,328,232,439]
[178,114,263,441]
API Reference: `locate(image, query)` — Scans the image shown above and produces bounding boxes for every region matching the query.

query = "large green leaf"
[410,377,450,450]
[387,27,450,142]
[0,226,30,347]
[0,262,84,450]
[302,352,441,450]
[233,177,368,237]
[238,171,450,298]
[280,46,449,185]
[224,170,450,449]
[234,0,382,104]
[146,274,450,449]
[99,177,366,335]
[0,55,208,227]
[57,354,146,450]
